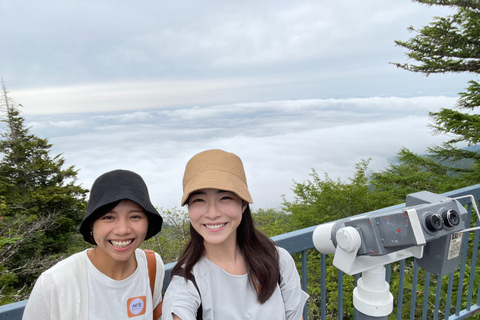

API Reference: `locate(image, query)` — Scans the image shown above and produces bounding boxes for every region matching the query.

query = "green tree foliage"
[370,147,467,203]
[142,208,190,264]
[0,82,88,304]
[393,1,480,75]
[283,159,391,229]
[252,208,293,237]
[392,0,480,187]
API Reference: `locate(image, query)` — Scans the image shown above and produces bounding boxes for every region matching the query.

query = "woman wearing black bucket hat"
[161,149,308,320]
[23,169,164,320]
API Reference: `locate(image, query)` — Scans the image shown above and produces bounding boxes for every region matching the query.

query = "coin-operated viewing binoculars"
[312,191,479,319]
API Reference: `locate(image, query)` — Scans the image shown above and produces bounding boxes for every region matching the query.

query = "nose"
[204,202,221,219]
[113,217,132,235]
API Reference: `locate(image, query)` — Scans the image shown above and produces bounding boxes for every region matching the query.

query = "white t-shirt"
[86,250,154,320]
[161,247,309,320]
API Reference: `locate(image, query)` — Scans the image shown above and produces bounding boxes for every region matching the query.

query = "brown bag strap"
[153,301,163,320]
[144,249,163,319]
[145,249,156,294]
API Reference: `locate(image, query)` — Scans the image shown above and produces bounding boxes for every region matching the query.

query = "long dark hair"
[172,205,280,304]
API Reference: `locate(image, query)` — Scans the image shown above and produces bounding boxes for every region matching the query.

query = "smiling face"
[91,200,148,265]
[187,188,246,249]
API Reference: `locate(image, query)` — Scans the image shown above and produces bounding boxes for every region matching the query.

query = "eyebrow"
[190,189,230,197]
[189,191,206,197]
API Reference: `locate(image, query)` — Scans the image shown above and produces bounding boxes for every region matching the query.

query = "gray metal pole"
[353,266,393,319]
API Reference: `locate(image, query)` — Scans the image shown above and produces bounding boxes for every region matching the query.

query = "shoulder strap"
[144,249,163,319]
[145,250,156,294]
[174,267,203,320]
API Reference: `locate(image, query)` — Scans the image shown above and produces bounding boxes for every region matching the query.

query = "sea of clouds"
[19,95,459,211]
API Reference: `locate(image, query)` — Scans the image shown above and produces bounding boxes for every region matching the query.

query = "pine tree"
[391,0,480,186]
[0,81,88,304]
[369,147,467,204]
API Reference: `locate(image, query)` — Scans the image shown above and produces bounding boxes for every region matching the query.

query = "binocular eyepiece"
[425,209,460,232]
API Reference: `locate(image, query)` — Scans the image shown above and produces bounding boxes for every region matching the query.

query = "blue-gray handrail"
[2,184,480,320]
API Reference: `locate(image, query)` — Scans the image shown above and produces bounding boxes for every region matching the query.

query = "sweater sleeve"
[278,247,309,320]
[23,251,88,320]
[23,272,56,320]
[161,275,201,320]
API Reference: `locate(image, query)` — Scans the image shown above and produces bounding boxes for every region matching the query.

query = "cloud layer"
[22,96,458,211]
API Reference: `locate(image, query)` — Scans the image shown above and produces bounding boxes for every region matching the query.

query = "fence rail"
[2,184,480,320]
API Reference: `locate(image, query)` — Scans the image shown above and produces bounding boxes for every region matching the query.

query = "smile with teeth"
[204,223,227,230]
[110,240,134,248]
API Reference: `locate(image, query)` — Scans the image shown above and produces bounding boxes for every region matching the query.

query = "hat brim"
[182,169,253,206]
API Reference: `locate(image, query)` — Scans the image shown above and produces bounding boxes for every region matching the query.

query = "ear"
[242,201,248,213]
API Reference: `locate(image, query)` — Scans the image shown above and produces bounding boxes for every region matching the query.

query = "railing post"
[302,250,308,320]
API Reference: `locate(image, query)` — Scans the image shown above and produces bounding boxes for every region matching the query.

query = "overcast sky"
[0,1,474,210]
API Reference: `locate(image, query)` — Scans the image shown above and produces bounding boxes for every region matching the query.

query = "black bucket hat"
[79,169,163,244]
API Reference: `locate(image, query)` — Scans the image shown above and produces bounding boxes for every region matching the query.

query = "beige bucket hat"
[181,149,253,206]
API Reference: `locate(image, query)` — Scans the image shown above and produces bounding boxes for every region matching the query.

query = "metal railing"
[2,184,480,320]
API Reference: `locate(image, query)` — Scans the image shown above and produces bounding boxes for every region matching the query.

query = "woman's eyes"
[191,196,235,202]
[189,194,237,204]
[100,214,144,220]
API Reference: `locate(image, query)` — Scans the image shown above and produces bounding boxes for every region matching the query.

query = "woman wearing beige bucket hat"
[161,149,308,320]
